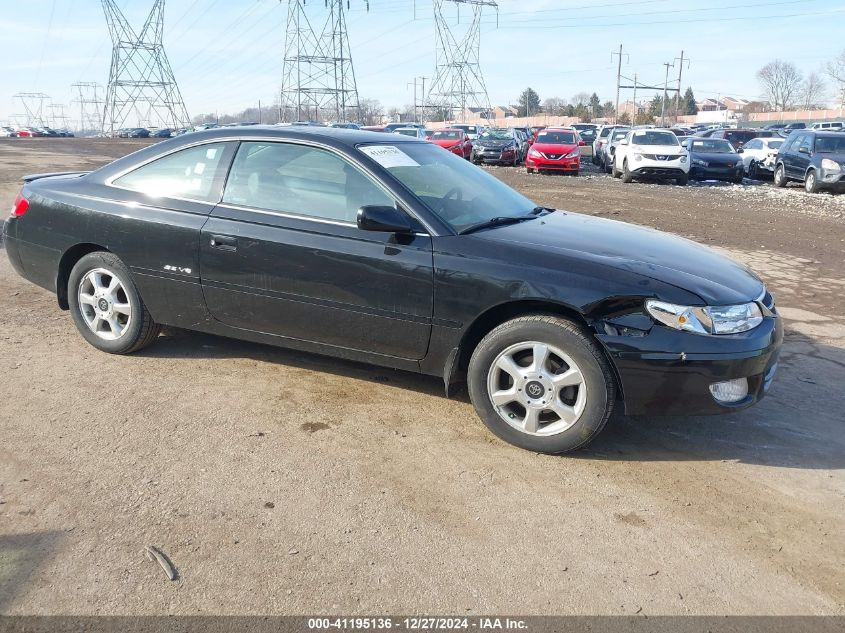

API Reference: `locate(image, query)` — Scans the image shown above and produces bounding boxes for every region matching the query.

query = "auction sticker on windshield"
[359,145,420,168]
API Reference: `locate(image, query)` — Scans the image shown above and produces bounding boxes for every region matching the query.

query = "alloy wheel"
[486,341,587,436]
[77,268,132,340]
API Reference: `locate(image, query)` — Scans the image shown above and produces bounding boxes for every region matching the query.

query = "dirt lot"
[0,138,843,615]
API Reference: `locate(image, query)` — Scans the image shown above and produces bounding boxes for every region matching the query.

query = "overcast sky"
[2,0,844,125]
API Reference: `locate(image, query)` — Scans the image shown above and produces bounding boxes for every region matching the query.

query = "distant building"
[696,98,727,112]
[721,96,750,111]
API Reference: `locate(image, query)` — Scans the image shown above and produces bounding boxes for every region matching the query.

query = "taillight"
[11,193,29,217]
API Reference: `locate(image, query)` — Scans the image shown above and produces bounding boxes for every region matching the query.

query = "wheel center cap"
[98,298,110,312]
[525,381,546,399]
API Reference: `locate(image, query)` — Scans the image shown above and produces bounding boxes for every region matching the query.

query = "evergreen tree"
[518,87,541,117]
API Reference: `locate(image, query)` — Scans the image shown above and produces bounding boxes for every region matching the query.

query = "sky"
[2,0,845,126]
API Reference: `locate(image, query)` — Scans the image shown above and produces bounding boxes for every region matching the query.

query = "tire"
[467,315,616,454]
[513,153,518,167]
[676,173,689,186]
[605,156,613,174]
[620,160,633,183]
[526,167,533,174]
[67,251,161,354]
[611,159,620,178]
[773,164,787,188]
[748,161,758,180]
[804,169,820,193]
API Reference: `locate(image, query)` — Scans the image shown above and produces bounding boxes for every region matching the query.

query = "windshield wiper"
[530,206,554,215]
[459,215,537,235]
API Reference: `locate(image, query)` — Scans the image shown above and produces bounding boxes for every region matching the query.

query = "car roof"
[174,125,422,146]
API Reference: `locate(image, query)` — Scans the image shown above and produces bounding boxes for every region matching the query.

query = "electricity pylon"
[101,0,190,134]
[426,0,497,123]
[48,103,71,130]
[13,93,51,127]
[72,82,105,135]
[279,0,367,123]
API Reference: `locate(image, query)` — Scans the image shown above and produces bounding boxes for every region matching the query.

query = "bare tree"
[542,96,567,116]
[800,72,827,110]
[359,98,384,126]
[826,49,845,107]
[757,60,803,111]
[571,92,590,107]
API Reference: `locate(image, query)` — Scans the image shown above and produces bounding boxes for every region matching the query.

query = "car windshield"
[395,129,419,137]
[815,136,845,153]
[359,142,536,233]
[433,131,461,140]
[536,131,576,144]
[689,139,735,153]
[611,131,629,142]
[479,129,512,140]
[631,131,679,146]
[724,131,757,143]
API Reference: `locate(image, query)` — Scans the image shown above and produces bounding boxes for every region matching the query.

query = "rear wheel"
[68,251,161,354]
[773,164,787,188]
[468,315,616,454]
[805,169,820,193]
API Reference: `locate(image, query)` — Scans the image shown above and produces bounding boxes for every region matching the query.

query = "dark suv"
[774,131,845,193]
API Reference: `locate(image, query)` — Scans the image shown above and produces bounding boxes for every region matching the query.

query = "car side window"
[112,142,234,202]
[798,135,812,152]
[222,141,394,224]
[744,139,760,150]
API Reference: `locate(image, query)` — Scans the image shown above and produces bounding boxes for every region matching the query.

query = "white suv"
[612,128,690,185]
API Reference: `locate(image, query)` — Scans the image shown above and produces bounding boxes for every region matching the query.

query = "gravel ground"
[0,138,843,616]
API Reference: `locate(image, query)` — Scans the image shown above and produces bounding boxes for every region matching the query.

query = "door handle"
[210,235,237,252]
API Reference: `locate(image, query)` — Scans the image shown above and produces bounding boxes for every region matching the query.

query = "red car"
[15,128,37,138]
[430,128,473,159]
[528,125,547,146]
[525,128,581,175]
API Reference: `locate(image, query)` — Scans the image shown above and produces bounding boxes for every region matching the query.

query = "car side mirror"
[798,146,810,155]
[578,140,586,146]
[619,140,629,145]
[736,148,744,153]
[357,205,413,234]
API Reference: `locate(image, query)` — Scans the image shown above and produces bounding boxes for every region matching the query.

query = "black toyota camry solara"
[4,127,782,453]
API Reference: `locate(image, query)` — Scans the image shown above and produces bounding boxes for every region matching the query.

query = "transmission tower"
[279,0,367,123]
[13,93,51,127]
[425,0,497,123]
[72,82,106,135]
[48,103,71,130]
[101,0,190,134]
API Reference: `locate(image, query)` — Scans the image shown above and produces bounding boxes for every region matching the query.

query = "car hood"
[532,142,578,153]
[473,211,763,305]
[433,139,461,147]
[690,151,742,162]
[632,144,685,154]
[475,139,514,148]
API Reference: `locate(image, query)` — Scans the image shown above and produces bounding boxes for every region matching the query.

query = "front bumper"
[473,149,516,165]
[598,315,783,416]
[631,164,687,179]
[526,156,580,172]
[690,164,744,181]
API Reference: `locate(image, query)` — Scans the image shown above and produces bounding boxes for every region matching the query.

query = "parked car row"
[2,126,75,138]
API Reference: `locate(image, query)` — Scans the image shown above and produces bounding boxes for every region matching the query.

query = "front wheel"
[805,170,820,193]
[676,173,689,186]
[467,315,616,454]
[68,251,161,354]
[773,164,787,188]
[620,160,633,183]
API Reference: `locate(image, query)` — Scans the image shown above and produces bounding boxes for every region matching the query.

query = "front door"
[199,140,434,361]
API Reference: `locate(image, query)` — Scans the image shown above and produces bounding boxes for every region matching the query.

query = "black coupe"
[4,127,782,453]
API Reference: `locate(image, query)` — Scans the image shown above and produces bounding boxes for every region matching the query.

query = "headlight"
[680,155,687,163]
[692,158,708,167]
[821,158,842,172]
[564,149,579,158]
[528,148,541,158]
[645,300,764,335]
[633,153,643,161]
